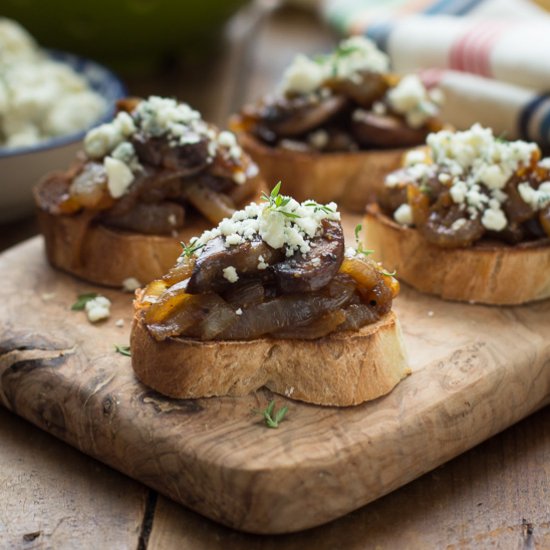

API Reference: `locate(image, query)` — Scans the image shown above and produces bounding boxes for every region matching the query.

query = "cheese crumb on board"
[122,277,142,293]
[85,296,111,323]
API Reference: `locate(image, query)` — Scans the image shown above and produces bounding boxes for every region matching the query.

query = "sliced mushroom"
[186,237,283,294]
[325,70,388,108]
[272,219,345,293]
[351,110,428,148]
[260,94,348,137]
[101,201,185,234]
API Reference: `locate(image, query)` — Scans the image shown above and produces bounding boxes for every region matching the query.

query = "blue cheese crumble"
[186,194,341,265]
[280,36,390,95]
[387,124,540,232]
[83,96,248,199]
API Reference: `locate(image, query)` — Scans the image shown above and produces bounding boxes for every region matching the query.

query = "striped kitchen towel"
[322,0,550,147]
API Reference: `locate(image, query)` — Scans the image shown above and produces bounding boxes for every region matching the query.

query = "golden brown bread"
[36,185,265,288]
[130,308,410,407]
[238,132,405,212]
[364,205,550,305]
[37,208,212,287]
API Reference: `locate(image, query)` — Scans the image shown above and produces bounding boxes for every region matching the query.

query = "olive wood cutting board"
[0,234,549,534]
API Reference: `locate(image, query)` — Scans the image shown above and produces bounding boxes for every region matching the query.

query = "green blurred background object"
[2,0,249,71]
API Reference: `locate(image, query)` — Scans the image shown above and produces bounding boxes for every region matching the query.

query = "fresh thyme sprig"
[71,293,98,311]
[354,224,374,257]
[114,344,131,357]
[304,201,335,215]
[259,400,288,429]
[262,182,301,219]
[179,240,205,259]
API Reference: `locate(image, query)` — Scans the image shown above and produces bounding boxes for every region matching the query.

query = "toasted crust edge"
[130,309,410,407]
[238,132,405,212]
[35,183,265,288]
[364,205,550,305]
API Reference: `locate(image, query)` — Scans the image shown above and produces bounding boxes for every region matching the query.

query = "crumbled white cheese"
[233,170,246,185]
[83,96,248,196]
[115,318,125,328]
[280,36,389,95]
[308,129,329,149]
[0,18,106,148]
[393,203,413,226]
[122,277,141,292]
[518,181,550,210]
[187,195,340,261]
[84,112,136,159]
[481,206,507,231]
[538,158,550,170]
[85,296,111,323]
[387,75,439,129]
[310,257,321,266]
[280,54,327,95]
[394,124,539,232]
[345,246,357,258]
[331,36,390,82]
[404,149,427,167]
[450,218,468,231]
[257,255,268,270]
[235,308,243,316]
[104,156,134,199]
[372,101,387,115]
[223,266,239,283]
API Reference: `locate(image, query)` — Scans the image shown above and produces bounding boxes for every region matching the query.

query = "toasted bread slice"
[364,205,550,305]
[131,308,409,407]
[239,132,405,212]
[36,185,265,288]
[37,208,212,287]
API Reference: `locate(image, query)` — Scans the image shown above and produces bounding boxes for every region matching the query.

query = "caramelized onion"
[223,280,265,307]
[338,303,379,331]
[144,279,190,324]
[183,181,235,224]
[272,310,346,339]
[162,257,195,285]
[217,274,355,340]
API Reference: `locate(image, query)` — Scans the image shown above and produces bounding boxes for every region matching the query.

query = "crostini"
[364,124,550,304]
[34,96,262,287]
[231,36,443,211]
[131,185,409,407]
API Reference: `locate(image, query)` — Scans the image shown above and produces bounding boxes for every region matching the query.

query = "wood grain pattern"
[0,231,548,534]
[147,406,550,549]
[0,407,147,549]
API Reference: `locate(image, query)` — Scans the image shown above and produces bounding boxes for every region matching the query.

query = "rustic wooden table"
[0,6,549,549]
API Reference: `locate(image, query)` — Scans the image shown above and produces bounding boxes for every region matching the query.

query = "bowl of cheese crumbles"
[0,18,126,223]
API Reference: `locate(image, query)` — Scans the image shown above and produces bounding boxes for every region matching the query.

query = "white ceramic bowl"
[0,51,126,223]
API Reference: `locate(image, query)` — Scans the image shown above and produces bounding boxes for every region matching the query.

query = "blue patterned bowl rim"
[0,49,126,159]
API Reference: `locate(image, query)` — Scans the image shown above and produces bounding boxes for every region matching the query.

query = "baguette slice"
[239,132,404,212]
[131,308,409,407]
[37,208,212,287]
[364,205,550,305]
[36,185,265,288]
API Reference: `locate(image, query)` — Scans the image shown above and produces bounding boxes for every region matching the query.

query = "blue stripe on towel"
[424,0,486,15]
[366,21,394,52]
[519,93,550,146]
